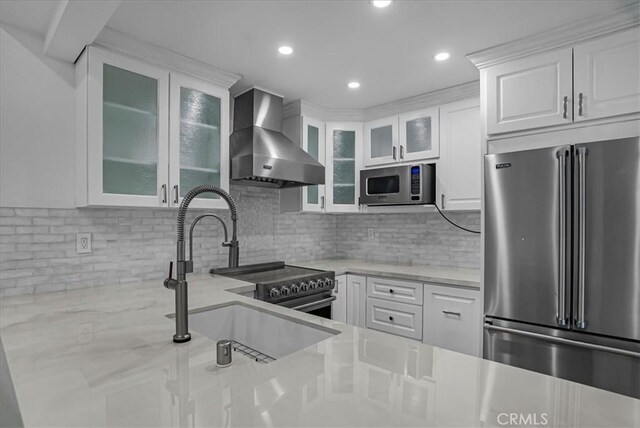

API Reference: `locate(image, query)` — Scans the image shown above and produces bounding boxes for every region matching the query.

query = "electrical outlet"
[76,233,92,254]
[367,228,375,240]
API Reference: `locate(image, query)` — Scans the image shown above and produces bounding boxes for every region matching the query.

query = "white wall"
[0,25,76,208]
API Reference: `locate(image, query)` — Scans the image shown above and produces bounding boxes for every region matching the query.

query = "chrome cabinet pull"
[320,196,325,210]
[335,278,339,294]
[174,185,179,204]
[400,145,404,159]
[442,310,461,317]
[578,92,584,116]
[161,184,167,204]
[562,96,568,119]
[392,146,397,160]
[484,324,640,358]
[441,194,445,210]
[575,147,587,329]
[556,149,568,326]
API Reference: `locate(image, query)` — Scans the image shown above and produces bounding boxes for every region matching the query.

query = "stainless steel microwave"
[359,163,436,206]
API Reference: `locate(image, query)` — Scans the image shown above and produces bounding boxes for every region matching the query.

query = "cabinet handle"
[562,96,568,119]
[441,194,445,210]
[173,185,179,204]
[321,196,325,210]
[388,316,394,322]
[393,146,397,160]
[161,184,167,204]
[388,289,394,294]
[442,310,461,317]
[400,145,404,159]
[578,92,584,116]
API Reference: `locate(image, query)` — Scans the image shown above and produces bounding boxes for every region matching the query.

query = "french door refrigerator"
[484,137,640,398]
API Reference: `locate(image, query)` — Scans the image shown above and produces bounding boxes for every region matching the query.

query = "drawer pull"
[388,289,394,294]
[388,316,394,322]
[442,310,461,317]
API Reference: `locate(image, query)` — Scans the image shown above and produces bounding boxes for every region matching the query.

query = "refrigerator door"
[573,137,640,341]
[485,146,571,328]
[483,318,640,398]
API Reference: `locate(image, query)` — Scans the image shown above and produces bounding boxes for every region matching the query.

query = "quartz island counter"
[0,267,637,427]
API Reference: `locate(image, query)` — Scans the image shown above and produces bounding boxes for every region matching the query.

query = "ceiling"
[1,0,634,108]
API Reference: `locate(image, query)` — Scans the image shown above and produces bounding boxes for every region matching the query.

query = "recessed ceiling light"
[372,0,392,8]
[278,46,293,55]
[434,52,450,61]
[348,81,361,89]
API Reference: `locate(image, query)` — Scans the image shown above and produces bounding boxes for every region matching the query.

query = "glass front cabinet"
[325,123,363,213]
[301,116,326,212]
[76,47,230,209]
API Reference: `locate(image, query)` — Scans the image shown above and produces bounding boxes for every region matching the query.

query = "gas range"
[211,262,336,317]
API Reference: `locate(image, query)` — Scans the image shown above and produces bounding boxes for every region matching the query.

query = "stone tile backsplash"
[0,186,480,296]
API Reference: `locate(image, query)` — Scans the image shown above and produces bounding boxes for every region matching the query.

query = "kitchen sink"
[174,302,339,361]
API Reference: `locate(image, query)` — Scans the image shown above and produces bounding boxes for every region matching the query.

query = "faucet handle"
[164,261,178,290]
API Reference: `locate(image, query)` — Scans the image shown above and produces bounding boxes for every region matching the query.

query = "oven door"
[359,166,407,205]
[279,292,335,319]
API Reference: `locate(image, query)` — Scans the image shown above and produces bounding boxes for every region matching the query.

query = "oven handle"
[291,296,336,311]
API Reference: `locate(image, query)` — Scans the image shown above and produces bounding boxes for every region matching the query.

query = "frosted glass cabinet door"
[169,73,229,209]
[399,108,440,161]
[302,116,325,212]
[87,47,169,207]
[364,116,398,167]
[325,123,362,213]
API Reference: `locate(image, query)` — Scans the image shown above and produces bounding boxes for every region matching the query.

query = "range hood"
[230,88,325,188]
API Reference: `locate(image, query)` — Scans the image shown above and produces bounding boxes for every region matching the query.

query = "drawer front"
[366,297,423,340]
[366,277,423,305]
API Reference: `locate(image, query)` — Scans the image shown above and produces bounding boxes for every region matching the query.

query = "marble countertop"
[295,259,481,288]
[1,271,638,427]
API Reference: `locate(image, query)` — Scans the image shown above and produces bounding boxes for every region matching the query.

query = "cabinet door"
[366,297,423,341]
[346,275,366,327]
[87,48,169,207]
[364,116,398,167]
[486,48,572,134]
[302,116,326,212]
[169,73,229,209]
[332,275,347,323]
[574,28,640,122]
[325,123,362,213]
[423,284,481,356]
[438,98,481,211]
[399,108,439,161]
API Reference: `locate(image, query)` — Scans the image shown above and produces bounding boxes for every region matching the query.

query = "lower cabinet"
[346,275,366,327]
[423,284,481,356]
[366,297,423,341]
[332,275,347,323]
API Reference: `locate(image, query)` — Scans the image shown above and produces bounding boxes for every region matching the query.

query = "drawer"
[366,297,423,341]
[366,277,423,305]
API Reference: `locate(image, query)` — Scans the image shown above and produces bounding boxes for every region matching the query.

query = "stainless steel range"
[212,262,336,318]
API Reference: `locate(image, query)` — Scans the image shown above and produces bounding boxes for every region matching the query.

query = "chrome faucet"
[164,185,239,343]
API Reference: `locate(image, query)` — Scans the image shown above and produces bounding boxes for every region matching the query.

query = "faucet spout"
[167,185,240,343]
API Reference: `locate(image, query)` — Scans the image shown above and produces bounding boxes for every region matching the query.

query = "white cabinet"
[399,108,440,161]
[486,48,573,134]
[573,29,640,122]
[423,284,481,356]
[437,99,482,211]
[325,123,362,213]
[301,116,326,212]
[366,297,423,341]
[364,116,398,166]
[366,276,423,305]
[346,275,366,327]
[332,275,347,323]
[76,46,230,208]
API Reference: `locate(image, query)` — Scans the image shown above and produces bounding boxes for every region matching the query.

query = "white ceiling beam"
[44,0,121,62]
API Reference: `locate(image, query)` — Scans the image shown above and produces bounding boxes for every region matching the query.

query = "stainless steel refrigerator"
[484,137,640,398]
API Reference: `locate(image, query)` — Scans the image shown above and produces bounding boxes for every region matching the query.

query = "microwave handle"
[392,146,397,160]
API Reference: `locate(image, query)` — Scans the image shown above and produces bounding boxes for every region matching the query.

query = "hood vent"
[230,89,325,188]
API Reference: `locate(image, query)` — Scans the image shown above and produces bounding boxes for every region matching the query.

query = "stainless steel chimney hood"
[230,88,325,188]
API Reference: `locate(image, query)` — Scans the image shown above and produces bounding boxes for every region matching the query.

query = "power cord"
[433,204,481,234]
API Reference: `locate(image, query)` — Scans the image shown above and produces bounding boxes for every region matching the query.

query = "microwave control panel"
[410,166,421,199]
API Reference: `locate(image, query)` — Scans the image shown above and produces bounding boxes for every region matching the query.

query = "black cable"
[433,204,481,234]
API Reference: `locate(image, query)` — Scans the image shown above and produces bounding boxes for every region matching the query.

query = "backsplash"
[1,187,480,296]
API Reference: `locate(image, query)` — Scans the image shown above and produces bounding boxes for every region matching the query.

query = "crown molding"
[467,4,640,69]
[94,27,241,88]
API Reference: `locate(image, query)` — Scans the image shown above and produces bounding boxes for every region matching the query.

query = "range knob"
[269,288,280,299]
[280,286,290,297]
[309,280,318,289]
[317,279,326,288]
[290,284,300,294]
[300,281,309,291]
[325,278,334,288]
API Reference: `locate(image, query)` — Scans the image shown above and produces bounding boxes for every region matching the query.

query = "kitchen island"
[0,269,637,427]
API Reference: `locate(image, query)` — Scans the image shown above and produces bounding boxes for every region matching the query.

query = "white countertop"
[1,267,638,427]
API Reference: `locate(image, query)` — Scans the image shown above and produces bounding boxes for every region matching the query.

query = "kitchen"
[0,0,638,426]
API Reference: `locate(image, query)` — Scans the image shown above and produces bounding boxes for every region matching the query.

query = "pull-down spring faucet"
[164,185,239,343]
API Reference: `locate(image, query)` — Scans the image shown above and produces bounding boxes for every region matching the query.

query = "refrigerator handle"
[556,149,568,326]
[576,147,588,329]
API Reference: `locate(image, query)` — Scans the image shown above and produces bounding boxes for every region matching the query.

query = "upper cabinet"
[76,47,230,208]
[482,27,640,135]
[302,116,326,212]
[363,108,439,168]
[325,122,363,213]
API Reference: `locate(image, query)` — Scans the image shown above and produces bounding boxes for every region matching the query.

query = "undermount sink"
[176,302,340,361]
